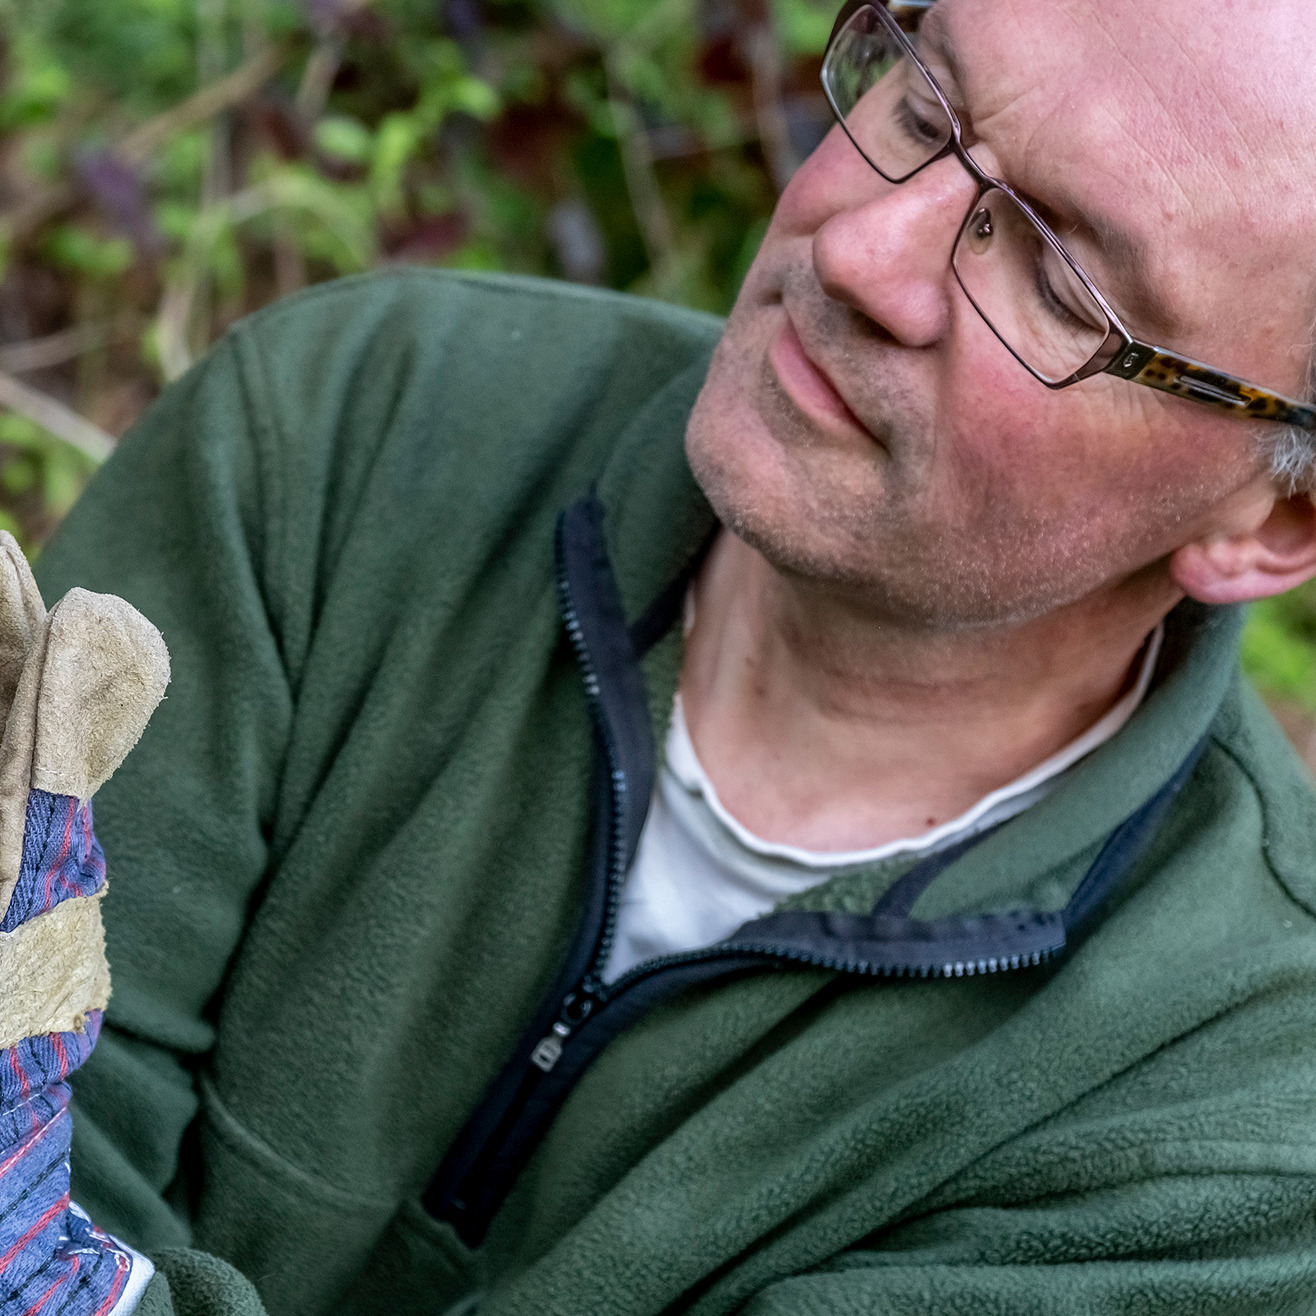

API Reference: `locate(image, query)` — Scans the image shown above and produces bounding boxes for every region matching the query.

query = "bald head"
[930,0,1316,399]
[689,0,1316,631]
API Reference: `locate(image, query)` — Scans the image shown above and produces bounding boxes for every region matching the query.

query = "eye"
[895,95,945,147]
[1034,245,1105,333]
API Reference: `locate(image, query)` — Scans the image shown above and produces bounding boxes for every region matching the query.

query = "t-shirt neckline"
[666,623,1165,870]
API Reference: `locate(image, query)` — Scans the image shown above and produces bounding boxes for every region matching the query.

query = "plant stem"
[0,373,114,464]
[605,54,674,280]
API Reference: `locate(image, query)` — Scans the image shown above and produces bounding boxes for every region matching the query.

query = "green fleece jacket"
[31,269,1316,1316]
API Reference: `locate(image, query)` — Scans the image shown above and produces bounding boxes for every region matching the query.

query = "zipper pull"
[529,984,600,1073]
[530,1022,570,1072]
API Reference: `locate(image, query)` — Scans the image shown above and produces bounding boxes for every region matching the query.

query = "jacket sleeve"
[740,1170,1316,1315]
[34,326,293,1315]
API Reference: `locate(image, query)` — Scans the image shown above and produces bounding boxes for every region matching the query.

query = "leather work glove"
[0,535,168,1315]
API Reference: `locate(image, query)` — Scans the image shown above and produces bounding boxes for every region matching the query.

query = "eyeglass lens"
[821,4,954,182]
[822,3,1114,384]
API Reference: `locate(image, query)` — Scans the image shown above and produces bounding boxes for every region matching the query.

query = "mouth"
[767,313,872,440]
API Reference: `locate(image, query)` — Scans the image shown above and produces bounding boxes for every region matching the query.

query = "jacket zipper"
[423,496,1205,1249]
[526,562,630,1074]
[529,932,1059,1075]
[528,560,1066,1082]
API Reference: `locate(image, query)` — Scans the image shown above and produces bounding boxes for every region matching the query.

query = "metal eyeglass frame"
[823,0,1316,433]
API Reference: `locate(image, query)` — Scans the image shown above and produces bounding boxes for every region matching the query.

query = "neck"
[678,531,1180,851]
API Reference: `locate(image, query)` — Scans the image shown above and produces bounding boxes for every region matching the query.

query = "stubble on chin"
[686,264,947,606]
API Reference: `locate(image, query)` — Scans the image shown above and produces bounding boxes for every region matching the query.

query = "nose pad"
[812,154,979,349]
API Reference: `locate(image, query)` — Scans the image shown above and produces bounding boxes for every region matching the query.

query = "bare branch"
[0,325,112,375]
[118,40,296,166]
[0,372,115,464]
[746,26,799,192]
[296,38,345,120]
[605,55,675,277]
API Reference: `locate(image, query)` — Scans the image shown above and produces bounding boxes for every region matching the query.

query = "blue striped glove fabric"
[0,538,168,1316]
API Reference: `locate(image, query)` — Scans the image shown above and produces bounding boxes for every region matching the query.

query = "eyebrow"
[916,8,970,110]
[916,6,1182,342]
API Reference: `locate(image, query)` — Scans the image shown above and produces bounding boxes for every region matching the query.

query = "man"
[11,0,1316,1310]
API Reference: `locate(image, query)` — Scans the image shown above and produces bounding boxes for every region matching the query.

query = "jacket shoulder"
[234,267,725,366]
[216,269,723,487]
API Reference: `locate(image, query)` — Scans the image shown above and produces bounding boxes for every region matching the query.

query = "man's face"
[686,0,1316,629]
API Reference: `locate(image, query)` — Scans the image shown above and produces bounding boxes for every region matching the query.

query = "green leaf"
[314,116,375,165]
[370,112,423,216]
[41,225,133,279]
[157,130,211,193]
[449,76,500,121]
[1242,596,1316,712]
[1,456,38,496]
[445,238,502,271]
[0,35,72,129]
[26,0,198,109]
[772,0,838,56]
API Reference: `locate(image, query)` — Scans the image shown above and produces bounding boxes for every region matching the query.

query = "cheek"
[926,330,1066,508]
[937,350,1264,559]
[931,330,1207,531]
[685,327,777,497]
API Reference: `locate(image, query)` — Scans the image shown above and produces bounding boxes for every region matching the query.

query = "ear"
[1170,488,1316,605]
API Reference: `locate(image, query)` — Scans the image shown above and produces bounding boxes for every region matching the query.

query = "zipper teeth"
[601,938,1055,1000]
[748,942,1054,979]
[557,545,1056,1004]
[556,574,627,989]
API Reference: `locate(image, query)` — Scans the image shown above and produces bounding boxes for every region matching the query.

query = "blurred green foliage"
[0,0,1311,720]
[0,412,93,540]
[0,0,839,547]
[1241,584,1316,716]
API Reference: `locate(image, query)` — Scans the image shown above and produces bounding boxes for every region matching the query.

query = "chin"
[686,395,891,612]
[687,342,828,571]
[686,322,906,585]
[686,391,1114,632]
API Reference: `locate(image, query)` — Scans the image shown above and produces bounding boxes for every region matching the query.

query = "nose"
[812,149,978,349]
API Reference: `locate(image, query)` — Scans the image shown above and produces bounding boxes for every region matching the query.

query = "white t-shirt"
[601,625,1163,984]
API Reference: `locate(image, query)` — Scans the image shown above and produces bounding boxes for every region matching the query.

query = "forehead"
[936,0,1314,183]
[930,0,1316,373]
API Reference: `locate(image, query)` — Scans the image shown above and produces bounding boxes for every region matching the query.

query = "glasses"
[821,0,1316,433]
